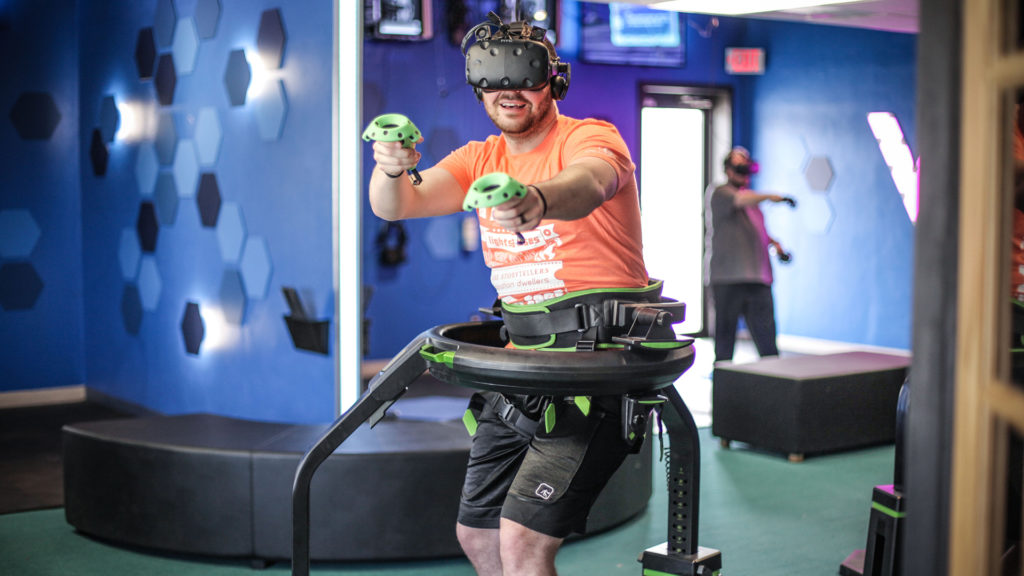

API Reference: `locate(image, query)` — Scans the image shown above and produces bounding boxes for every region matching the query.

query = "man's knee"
[499,519,561,575]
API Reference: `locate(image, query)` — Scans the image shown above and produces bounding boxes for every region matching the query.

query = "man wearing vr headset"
[705,146,790,363]
[368,14,648,576]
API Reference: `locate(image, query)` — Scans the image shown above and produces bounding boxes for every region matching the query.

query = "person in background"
[705,146,792,363]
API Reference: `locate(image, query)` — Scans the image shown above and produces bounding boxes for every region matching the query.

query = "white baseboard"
[777,334,911,357]
[0,385,87,409]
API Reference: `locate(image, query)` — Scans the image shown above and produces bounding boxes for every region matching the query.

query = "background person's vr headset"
[461,12,571,101]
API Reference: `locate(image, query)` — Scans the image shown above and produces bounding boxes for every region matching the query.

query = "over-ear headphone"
[462,12,570,102]
[376,221,407,267]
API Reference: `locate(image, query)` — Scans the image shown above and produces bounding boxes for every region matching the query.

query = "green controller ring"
[464,172,528,244]
[463,173,527,211]
[363,114,422,184]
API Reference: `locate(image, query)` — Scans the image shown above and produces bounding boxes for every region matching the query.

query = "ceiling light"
[649,0,861,16]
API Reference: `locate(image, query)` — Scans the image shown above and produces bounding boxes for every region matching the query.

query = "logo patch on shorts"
[535,483,555,500]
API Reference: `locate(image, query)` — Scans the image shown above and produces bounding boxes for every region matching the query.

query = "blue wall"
[743,20,916,349]
[0,0,916,422]
[76,0,336,423]
[0,0,85,392]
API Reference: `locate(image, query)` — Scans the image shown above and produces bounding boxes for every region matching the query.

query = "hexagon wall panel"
[9,92,61,140]
[137,201,159,253]
[194,107,222,165]
[804,156,835,192]
[195,0,221,39]
[122,283,143,335]
[240,236,272,299]
[0,210,41,259]
[90,129,109,176]
[0,262,43,310]
[155,112,177,165]
[154,0,177,48]
[172,17,199,76]
[257,8,286,69]
[799,193,836,235]
[173,139,199,198]
[118,227,141,280]
[135,144,159,197]
[155,54,177,106]
[254,80,287,141]
[154,172,179,225]
[218,268,246,325]
[135,27,157,80]
[138,256,162,311]
[216,202,246,263]
[224,49,250,107]
[197,173,221,227]
[181,301,204,355]
[99,95,120,142]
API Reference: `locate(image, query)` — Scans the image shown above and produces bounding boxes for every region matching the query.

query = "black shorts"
[456,393,632,539]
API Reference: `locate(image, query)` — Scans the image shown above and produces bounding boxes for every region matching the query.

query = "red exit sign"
[725,47,765,75]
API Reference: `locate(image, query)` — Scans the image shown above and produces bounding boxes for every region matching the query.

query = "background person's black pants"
[711,282,779,362]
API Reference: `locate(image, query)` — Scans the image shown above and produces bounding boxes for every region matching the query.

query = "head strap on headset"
[461,11,570,101]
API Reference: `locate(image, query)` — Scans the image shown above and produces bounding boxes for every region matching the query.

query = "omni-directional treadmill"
[292,311,722,576]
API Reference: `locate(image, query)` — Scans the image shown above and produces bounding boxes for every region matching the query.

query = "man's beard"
[485,93,554,138]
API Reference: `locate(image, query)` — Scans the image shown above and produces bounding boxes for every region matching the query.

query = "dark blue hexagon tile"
[257,8,286,69]
[197,173,221,227]
[121,283,143,335]
[181,301,204,355]
[0,261,43,310]
[224,49,250,107]
[136,201,159,253]
[135,27,157,80]
[9,92,61,140]
[155,53,177,106]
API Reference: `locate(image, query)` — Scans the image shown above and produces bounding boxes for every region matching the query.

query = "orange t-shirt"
[437,115,648,305]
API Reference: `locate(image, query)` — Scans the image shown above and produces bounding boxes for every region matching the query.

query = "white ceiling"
[595,0,920,34]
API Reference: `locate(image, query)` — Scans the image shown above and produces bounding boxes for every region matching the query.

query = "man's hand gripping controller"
[362,113,423,185]
[464,173,528,245]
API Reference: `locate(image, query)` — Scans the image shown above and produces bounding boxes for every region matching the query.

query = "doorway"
[637,84,732,337]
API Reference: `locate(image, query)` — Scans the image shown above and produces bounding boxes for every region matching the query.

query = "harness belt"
[463,392,541,438]
[462,281,690,444]
[498,280,684,350]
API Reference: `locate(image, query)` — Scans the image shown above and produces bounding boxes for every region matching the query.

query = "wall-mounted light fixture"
[867,111,919,224]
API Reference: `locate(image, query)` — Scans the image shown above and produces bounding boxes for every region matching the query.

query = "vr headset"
[724,147,759,175]
[461,12,570,101]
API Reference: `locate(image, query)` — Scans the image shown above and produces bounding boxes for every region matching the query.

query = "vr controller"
[465,172,528,245]
[362,113,423,185]
[462,12,570,101]
[769,244,793,264]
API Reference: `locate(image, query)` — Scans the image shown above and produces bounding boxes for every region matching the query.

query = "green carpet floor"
[0,428,894,576]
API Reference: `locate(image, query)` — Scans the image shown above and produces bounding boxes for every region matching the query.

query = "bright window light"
[640,106,705,335]
[651,0,861,16]
[867,111,918,224]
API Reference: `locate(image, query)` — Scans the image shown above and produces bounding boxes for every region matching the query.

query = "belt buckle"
[497,396,517,421]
